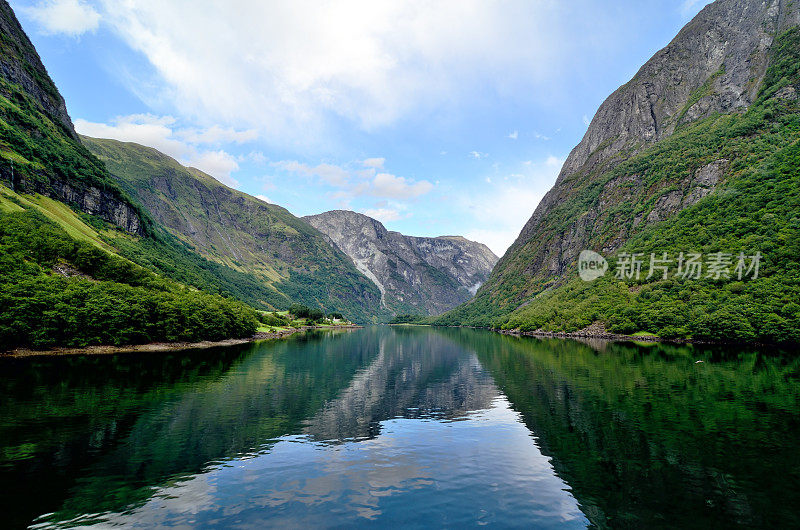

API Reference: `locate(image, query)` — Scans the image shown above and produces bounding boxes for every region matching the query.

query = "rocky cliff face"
[465,0,800,317]
[0,0,144,235]
[0,1,75,139]
[304,210,498,315]
[550,0,799,192]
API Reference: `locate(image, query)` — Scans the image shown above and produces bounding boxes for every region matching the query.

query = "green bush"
[0,210,259,350]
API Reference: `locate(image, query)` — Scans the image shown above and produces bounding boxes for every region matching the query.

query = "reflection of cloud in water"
[98,395,585,527]
[302,333,500,442]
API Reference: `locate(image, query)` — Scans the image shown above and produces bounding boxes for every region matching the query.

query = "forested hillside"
[0,0,309,349]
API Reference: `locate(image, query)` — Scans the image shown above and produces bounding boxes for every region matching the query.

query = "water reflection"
[303,327,499,441]
[442,330,800,529]
[1,327,798,528]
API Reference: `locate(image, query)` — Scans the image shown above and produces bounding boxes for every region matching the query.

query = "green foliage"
[106,229,293,310]
[0,78,152,234]
[259,311,292,327]
[0,209,258,350]
[288,304,325,322]
[389,314,427,324]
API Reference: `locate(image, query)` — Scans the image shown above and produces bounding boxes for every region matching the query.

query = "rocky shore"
[4,325,362,358]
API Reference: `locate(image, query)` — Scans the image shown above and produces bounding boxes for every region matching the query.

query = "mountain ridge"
[438,0,800,342]
[0,0,145,235]
[81,136,387,322]
[304,209,498,315]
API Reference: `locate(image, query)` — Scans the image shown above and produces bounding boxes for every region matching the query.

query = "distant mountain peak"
[304,209,498,315]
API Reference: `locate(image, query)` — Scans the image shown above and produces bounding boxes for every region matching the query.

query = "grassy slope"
[436,27,800,342]
[0,183,259,349]
[82,136,387,323]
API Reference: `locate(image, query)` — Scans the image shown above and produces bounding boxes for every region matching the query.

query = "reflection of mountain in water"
[303,329,499,441]
[1,331,379,528]
[439,328,800,529]
[5,326,799,529]
[10,327,499,527]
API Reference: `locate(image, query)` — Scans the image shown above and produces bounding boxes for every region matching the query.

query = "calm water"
[1,327,799,528]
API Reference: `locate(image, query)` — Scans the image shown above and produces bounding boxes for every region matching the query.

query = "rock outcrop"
[0,0,144,235]
[0,1,76,138]
[304,210,498,315]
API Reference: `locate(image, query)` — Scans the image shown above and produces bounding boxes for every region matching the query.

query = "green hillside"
[81,136,386,322]
[0,0,267,350]
[0,184,259,349]
[436,27,800,342]
[0,0,377,351]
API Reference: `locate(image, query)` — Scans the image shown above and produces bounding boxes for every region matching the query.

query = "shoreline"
[492,327,789,347]
[3,325,362,358]
[389,323,788,347]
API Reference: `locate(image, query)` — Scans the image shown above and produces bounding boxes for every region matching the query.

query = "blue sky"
[11,0,712,256]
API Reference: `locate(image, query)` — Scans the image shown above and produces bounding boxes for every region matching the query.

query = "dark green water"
[1,327,799,528]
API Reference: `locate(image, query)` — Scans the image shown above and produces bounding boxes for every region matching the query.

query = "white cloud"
[507,130,518,140]
[273,158,433,202]
[242,151,267,164]
[457,156,563,256]
[362,157,385,168]
[362,207,401,222]
[24,0,100,36]
[272,161,350,186]
[187,150,239,187]
[74,114,244,187]
[546,155,563,168]
[255,194,273,204]
[469,151,488,159]
[371,173,433,199]
[75,114,188,158]
[94,0,571,149]
[582,114,591,126]
[178,125,258,145]
[464,228,521,259]
[533,131,550,141]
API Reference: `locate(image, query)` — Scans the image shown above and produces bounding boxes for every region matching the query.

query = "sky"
[10,0,713,257]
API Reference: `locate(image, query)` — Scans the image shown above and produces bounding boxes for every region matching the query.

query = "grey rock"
[9,171,144,235]
[304,210,498,315]
[0,1,76,138]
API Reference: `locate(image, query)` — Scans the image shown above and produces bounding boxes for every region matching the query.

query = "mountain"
[81,137,385,322]
[0,0,144,234]
[439,0,800,342]
[304,210,498,315]
[0,0,262,350]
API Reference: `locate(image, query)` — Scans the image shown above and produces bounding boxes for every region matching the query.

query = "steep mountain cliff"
[440,0,800,342]
[0,1,145,234]
[82,137,384,321]
[304,210,497,315]
[0,0,265,350]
